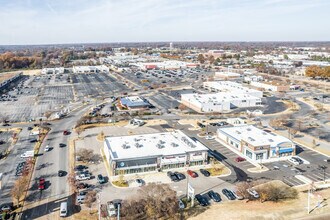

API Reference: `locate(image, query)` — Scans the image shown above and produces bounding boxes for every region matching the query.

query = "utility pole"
[117,203,120,220]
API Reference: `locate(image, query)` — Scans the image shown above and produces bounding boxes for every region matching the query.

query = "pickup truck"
[76,173,91,181]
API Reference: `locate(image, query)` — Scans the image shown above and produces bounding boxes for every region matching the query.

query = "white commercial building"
[203,81,263,98]
[217,125,295,162]
[103,130,209,176]
[72,65,109,74]
[181,93,262,113]
[41,67,65,75]
[214,71,241,80]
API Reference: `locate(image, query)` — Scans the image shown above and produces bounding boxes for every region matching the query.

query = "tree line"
[305,65,330,79]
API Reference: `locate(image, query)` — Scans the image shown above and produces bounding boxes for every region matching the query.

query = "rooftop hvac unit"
[171,143,178,147]
[268,139,274,142]
[248,137,255,141]
[122,144,130,149]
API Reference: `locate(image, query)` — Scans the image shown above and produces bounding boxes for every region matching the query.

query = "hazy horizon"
[1,0,330,45]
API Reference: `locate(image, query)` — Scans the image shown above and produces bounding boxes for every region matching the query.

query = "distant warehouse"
[217,125,295,162]
[181,93,262,113]
[103,130,209,175]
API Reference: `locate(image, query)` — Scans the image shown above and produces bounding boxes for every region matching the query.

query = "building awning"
[279,148,293,154]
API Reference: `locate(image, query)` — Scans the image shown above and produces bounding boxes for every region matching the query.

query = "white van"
[60,202,67,217]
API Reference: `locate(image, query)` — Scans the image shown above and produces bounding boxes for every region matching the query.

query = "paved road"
[21,105,92,220]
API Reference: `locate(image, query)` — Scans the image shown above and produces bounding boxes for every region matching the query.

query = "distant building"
[250,81,289,92]
[181,93,262,113]
[214,71,241,80]
[203,81,263,98]
[217,125,295,161]
[103,130,209,175]
[72,65,109,74]
[41,67,65,75]
[119,96,151,110]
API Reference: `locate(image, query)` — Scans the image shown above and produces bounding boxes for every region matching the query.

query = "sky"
[0,0,329,45]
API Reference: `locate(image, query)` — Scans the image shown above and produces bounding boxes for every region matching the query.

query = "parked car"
[222,189,236,200]
[288,157,300,165]
[58,170,66,177]
[187,170,198,178]
[200,169,210,177]
[76,182,92,189]
[135,179,144,186]
[76,173,91,181]
[63,130,69,135]
[208,190,221,202]
[30,139,38,143]
[195,194,209,206]
[27,127,33,130]
[76,191,88,204]
[59,143,66,148]
[97,174,106,184]
[247,189,260,198]
[235,157,246,162]
[174,172,186,180]
[167,171,179,182]
[44,145,52,152]
[205,135,214,140]
[75,165,88,171]
[232,190,244,200]
[178,199,185,209]
[38,178,45,190]
[0,203,13,213]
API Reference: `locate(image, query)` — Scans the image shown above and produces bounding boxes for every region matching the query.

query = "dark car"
[97,174,106,184]
[2,124,10,127]
[75,165,88,171]
[30,139,38,143]
[208,190,221,202]
[200,169,210,177]
[59,143,66,148]
[27,127,33,130]
[0,202,13,212]
[195,194,209,206]
[174,172,186,180]
[167,171,179,182]
[76,182,92,189]
[222,189,236,200]
[58,170,66,177]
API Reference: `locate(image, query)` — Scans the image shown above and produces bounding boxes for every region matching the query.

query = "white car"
[247,189,259,198]
[205,135,214,140]
[76,173,91,181]
[44,145,51,152]
[288,158,300,165]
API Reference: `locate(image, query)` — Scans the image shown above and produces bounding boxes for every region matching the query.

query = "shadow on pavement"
[21,194,79,220]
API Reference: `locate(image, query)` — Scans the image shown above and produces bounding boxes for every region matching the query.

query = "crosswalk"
[282,172,330,186]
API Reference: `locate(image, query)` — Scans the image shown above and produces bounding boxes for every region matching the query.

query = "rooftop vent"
[122,144,130,149]
[248,137,255,142]
[268,139,274,142]
[171,143,179,147]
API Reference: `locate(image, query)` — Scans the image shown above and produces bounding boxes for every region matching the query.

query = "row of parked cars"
[167,169,211,182]
[195,188,260,206]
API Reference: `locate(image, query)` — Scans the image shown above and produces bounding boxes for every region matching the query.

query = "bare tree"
[121,183,179,219]
[84,190,97,214]
[11,176,29,204]
[76,148,94,162]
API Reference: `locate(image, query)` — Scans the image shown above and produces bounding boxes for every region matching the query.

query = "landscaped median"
[206,159,231,177]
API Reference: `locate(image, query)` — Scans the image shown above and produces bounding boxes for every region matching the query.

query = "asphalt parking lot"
[0,127,35,204]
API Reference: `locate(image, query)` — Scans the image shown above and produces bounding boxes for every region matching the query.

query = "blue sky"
[0,0,329,45]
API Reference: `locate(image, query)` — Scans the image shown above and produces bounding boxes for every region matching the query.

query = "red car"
[38,178,45,190]
[187,170,198,178]
[235,157,246,162]
[63,130,69,135]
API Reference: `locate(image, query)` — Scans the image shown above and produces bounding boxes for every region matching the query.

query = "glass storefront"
[115,166,157,175]
[162,163,185,170]
[189,160,204,166]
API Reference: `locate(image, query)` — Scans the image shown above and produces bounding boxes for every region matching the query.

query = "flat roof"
[104,130,208,161]
[120,96,150,107]
[203,81,263,97]
[218,125,292,147]
[182,92,260,104]
[215,71,241,76]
